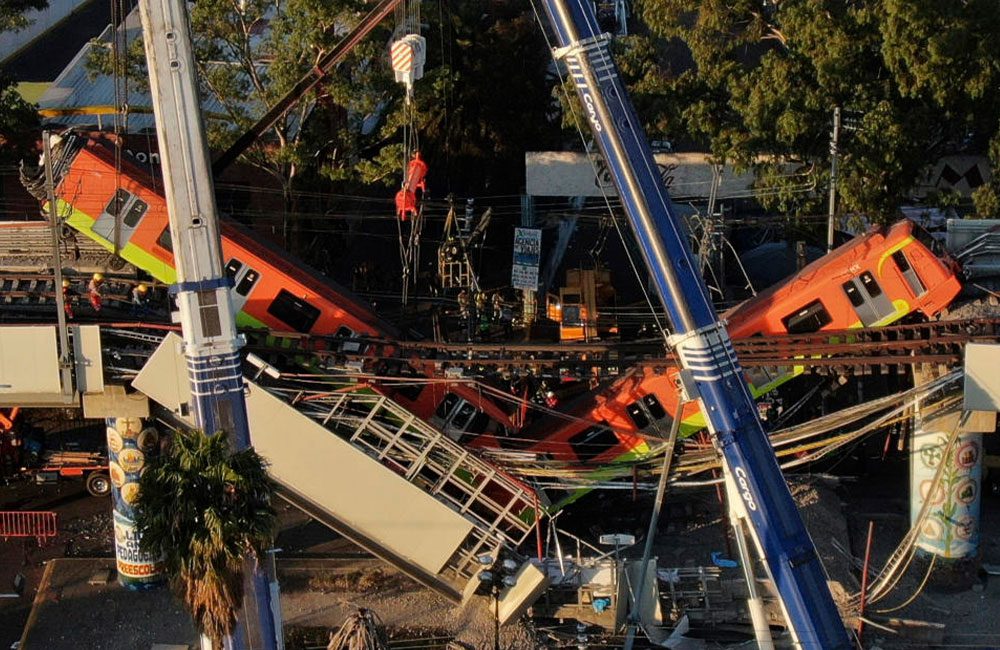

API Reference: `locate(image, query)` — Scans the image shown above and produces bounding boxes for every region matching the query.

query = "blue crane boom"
[537,1,852,647]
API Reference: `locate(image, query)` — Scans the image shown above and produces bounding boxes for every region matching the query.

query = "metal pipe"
[727,476,775,650]
[136,0,280,646]
[827,107,841,253]
[858,520,875,644]
[622,397,683,650]
[538,2,850,646]
[211,0,404,176]
[42,132,74,401]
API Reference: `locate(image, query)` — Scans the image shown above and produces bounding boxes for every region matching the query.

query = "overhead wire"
[524,0,669,346]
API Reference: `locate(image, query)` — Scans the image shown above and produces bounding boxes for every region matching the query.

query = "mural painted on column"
[910,426,982,558]
[106,416,165,589]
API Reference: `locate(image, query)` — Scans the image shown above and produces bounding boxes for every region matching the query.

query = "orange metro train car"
[515,220,962,467]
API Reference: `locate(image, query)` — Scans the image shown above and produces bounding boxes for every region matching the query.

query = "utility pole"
[827,106,841,253]
[42,131,75,401]
[135,0,280,647]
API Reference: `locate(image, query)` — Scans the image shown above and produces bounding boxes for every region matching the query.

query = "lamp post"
[476,553,518,650]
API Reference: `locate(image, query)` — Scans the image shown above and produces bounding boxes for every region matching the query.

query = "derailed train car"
[29,134,962,469]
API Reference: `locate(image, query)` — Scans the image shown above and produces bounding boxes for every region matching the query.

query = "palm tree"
[135,428,276,649]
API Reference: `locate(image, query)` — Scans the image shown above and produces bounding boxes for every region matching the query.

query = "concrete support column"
[909,378,983,561]
[106,416,165,589]
[910,423,982,558]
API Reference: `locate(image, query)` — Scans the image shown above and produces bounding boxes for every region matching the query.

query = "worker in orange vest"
[88,273,104,312]
[61,279,74,319]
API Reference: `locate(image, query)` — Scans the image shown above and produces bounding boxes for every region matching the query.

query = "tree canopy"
[631,0,1000,219]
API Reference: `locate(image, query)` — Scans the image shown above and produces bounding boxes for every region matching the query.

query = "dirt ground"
[3,458,999,649]
[841,469,1000,650]
[0,489,541,650]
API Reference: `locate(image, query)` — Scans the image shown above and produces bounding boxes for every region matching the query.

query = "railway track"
[242,316,1000,377]
[0,220,137,274]
[3,268,996,375]
[0,272,165,321]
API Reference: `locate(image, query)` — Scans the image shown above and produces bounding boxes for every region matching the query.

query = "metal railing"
[0,511,58,543]
[268,386,540,585]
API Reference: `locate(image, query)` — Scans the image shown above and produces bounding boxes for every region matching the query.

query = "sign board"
[511,227,541,290]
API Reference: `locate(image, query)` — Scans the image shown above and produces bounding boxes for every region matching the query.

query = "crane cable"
[524,0,670,347]
[395,0,423,305]
[109,0,130,259]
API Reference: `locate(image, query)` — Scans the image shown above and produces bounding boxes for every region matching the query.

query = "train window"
[235,270,259,297]
[267,289,320,333]
[643,394,666,419]
[122,198,148,227]
[435,392,460,419]
[157,227,173,252]
[626,394,667,429]
[892,250,927,297]
[452,402,477,430]
[104,189,130,217]
[568,422,619,464]
[562,305,582,326]
[781,300,832,334]
[626,402,649,429]
[859,272,883,298]
[225,259,243,281]
[842,281,865,307]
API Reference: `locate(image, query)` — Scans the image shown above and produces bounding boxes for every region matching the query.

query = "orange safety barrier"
[0,511,58,543]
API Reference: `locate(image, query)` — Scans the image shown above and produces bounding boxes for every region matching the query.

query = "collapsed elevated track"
[0,268,995,375]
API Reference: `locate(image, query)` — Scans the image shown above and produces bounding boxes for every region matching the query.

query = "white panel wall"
[0,326,61,394]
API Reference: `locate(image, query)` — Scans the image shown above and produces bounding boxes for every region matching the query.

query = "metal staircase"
[267,387,539,586]
[134,332,549,604]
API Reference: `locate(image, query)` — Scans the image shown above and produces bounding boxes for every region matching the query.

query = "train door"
[624,393,670,432]
[92,189,149,246]
[841,271,894,326]
[891,250,928,298]
[224,258,261,313]
[431,391,491,442]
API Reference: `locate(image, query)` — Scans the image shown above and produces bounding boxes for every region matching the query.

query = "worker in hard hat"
[87,272,104,313]
[130,283,150,318]
[61,279,74,319]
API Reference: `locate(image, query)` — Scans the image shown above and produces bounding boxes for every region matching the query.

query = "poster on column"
[910,427,982,558]
[511,227,541,290]
[113,510,166,589]
[107,417,165,589]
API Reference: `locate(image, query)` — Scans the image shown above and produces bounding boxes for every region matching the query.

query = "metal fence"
[0,511,58,543]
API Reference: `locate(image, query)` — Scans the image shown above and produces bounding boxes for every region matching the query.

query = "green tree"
[0,0,47,165]
[135,429,276,650]
[85,0,390,243]
[631,0,1000,220]
[326,1,558,195]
